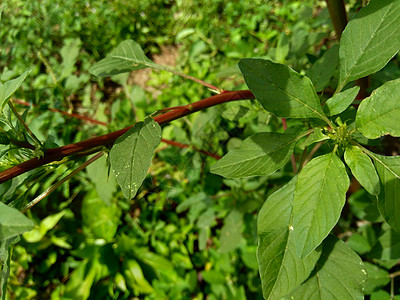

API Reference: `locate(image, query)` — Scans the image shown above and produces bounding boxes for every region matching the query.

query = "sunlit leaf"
[345,145,380,195]
[23,210,66,243]
[258,177,321,299]
[86,154,117,205]
[284,235,367,300]
[0,71,30,111]
[323,86,359,116]
[123,259,153,294]
[211,132,301,178]
[356,78,400,139]
[89,40,161,76]
[337,0,400,91]
[110,117,161,200]
[292,152,349,257]
[239,58,327,122]
[298,128,328,150]
[81,190,121,241]
[0,202,34,240]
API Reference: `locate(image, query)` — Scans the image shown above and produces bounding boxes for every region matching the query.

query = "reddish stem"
[0,90,254,183]
[13,99,108,126]
[14,100,224,160]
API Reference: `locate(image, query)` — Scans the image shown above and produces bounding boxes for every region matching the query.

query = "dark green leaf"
[356,78,400,139]
[0,202,34,240]
[369,228,400,260]
[338,0,400,91]
[344,145,380,195]
[1,236,18,300]
[210,132,301,179]
[323,86,360,116]
[292,152,349,257]
[89,40,160,77]
[238,59,327,121]
[370,153,400,230]
[110,117,162,199]
[284,235,367,300]
[258,177,321,300]
[307,44,339,92]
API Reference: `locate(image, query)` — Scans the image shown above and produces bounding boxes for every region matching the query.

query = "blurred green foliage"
[2,0,399,299]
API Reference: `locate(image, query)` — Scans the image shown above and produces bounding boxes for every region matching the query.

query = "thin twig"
[13,99,108,126]
[22,152,103,212]
[301,141,324,168]
[161,138,221,160]
[158,65,222,93]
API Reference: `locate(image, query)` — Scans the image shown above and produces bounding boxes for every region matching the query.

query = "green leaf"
[284,235,367,300]
[1,236,18,300]
[64,260,99,300]
[81,190,121,241]
[347,233,372,254]
[60,38,81,79]
[292,152,349,257]
[337,0,400,91]
[0,202,34,240]
[238,58,327,122]
[0,71,30,110]
[219,210,243,253]
[134,249,174,273]
[370,153,400,230]
[23,210,66,243]
[307,44,339,92]
[110,117,161,200]
[344,145,380,195]
[356,78,400,139]
[298,128,328,150]
[258,177,321,300]
[210,132,301,179]
[323,86,360,116]
[86,154,117,205]
[369,228,400,260]
[363,262,390,295]
[89,40,161,77]
[275,32,290,63]
[201,270,226,284]
[370,290,400,300]
[123,259,153,294]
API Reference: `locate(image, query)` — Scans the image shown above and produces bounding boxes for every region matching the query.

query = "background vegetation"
[1,0,400,299]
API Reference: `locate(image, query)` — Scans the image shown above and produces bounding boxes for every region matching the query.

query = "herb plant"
[1,0,400,299]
